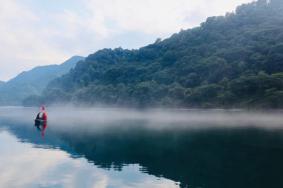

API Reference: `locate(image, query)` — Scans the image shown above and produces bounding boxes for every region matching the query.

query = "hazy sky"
[0,0,253,81]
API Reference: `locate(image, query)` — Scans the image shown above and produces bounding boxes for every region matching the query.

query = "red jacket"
[42,112,47,121]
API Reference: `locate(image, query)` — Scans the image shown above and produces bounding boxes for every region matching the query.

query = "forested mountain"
[0,81,4,86]
[25,0,283,108]
[0,56,84,105]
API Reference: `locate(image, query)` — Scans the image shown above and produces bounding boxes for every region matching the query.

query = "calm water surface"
[1,107,283,188]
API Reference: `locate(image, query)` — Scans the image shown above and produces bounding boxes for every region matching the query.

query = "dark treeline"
[24,0,283,108]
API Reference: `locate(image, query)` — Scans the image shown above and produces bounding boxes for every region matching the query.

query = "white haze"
[1,107,283,131]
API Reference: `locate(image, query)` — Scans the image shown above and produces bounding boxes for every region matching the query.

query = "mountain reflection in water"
[1,107,283,188]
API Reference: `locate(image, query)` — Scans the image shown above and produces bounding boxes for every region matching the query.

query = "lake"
[1,107,283,188]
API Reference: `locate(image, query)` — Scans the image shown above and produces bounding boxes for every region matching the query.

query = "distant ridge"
[0,56,84,105]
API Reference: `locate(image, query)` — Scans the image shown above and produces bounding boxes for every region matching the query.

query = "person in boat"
[35,105,47,125]
[35,106,48,137]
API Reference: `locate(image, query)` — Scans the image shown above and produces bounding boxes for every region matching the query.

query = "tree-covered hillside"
[25,0,283,108]
[0,56,84,105]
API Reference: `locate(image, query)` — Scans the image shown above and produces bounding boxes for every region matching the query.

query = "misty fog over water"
[1,107,283,188]
[1,106,283,130]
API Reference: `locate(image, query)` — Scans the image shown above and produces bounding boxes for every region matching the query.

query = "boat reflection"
[34,121,47,138]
